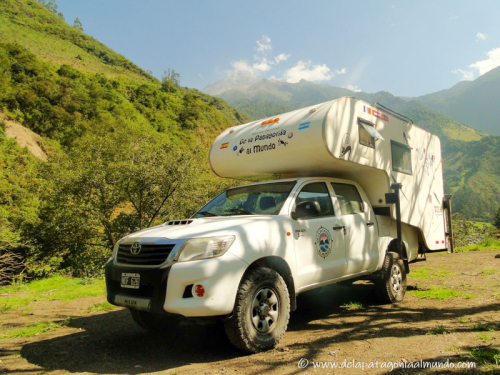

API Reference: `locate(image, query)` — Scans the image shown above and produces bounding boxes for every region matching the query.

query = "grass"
[481,269,498,276]
[455,237,500,252]
[472,222,493,230]
[340,302,364,310]
[469,347,500,366]
[0,317,71,340]
[427,325,448,335]
[86,302,117,313]
[474,323,496,332]
[408,286,476,300]
[477,334,493,340]
[457,315,471,323]
[409,266,455,279]
[0,276,106,312]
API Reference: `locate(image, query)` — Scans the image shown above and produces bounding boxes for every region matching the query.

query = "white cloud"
[256,35,272,53]
[284,60,341,83]
[253,59,272,72]
[335,68,347,75]
[231,60,254,74]
[451,68,474,81]
[470,47,500,75]
[476,32,487,41]
[274,53,290,63]
[344,84,361,92]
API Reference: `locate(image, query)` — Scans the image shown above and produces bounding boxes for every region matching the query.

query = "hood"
[120,216,282,243]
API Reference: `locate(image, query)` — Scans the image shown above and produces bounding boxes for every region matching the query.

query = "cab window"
[330,183,364,215]
[293,182,335,219]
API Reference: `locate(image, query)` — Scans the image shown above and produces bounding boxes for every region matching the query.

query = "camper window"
[294,182,335,219]
[330,183,364,215]
[358,118,375,148]
[391,140,412,175]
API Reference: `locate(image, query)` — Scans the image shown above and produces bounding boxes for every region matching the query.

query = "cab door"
[330,182,379,274]
[290,182,347,289]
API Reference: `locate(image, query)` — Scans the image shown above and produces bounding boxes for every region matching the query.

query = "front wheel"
[375,252,407,303]
[224,267,290,353]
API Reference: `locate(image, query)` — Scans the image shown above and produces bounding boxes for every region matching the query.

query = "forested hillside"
[0,1,248,282]
[0,0,153,81]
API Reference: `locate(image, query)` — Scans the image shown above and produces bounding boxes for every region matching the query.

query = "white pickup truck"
[105,97,451,353]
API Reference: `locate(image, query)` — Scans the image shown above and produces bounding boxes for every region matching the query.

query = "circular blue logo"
[315,227,332,258]
[233,145,238,151]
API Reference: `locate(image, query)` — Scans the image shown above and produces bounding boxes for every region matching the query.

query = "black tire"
[224,267,290,353]
[130,309,179,331]
[375,252,406,304]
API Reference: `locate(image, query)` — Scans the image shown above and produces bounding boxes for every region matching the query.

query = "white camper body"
[210,96,447,251]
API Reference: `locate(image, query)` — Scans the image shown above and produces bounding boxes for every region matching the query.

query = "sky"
[57,0,500,97]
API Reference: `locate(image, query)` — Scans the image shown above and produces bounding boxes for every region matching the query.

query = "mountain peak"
[202,73,263,95]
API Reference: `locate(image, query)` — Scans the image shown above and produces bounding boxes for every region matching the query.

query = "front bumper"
[105,252,248,318]
[105,261,173,315]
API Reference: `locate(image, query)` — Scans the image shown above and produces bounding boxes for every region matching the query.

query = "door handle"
[366,222,374,227]
[333,225,347,235]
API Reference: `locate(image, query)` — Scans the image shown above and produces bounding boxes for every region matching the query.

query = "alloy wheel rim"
[391,264,402,294]
[251,287,279,333]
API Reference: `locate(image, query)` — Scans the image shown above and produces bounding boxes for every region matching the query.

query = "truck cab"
[106,177,410,352]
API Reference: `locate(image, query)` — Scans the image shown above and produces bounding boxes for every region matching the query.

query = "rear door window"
[330,183,364,215]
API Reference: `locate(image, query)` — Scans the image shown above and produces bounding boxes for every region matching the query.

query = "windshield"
[193,181,297,217]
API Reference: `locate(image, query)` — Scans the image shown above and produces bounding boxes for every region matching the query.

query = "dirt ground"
[1,249,499,375]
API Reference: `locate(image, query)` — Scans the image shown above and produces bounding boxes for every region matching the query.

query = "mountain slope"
[0,0,153,81]
[0,1,252,278]
[418,65,500,135]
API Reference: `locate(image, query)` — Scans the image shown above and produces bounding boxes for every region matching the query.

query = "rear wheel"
[224,267,290,353]
[375,252,406,303]
[130,309,179,331]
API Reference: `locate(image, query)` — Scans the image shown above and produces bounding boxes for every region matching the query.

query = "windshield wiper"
[224,208,256,215]
[196,210,218,217]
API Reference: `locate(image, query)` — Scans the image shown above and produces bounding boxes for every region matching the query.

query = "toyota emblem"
[130,242,141,255]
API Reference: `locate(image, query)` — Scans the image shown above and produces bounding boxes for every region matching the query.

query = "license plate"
[121,273,140,289]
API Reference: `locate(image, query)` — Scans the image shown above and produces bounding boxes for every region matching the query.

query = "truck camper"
[105,97,452,353]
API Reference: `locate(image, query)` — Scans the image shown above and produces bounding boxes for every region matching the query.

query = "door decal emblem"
[315,227,332,258]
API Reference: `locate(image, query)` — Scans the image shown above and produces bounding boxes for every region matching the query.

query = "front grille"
[117,244,175,266]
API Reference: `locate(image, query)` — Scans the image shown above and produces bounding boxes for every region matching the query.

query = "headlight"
[175,236,235,262]
[108,242,120,263]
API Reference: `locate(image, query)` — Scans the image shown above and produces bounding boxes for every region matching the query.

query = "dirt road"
[1,249,499,374]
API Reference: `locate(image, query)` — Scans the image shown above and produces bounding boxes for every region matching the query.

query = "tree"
[0,129,41,283]
[73,17,83,32]
[161,69,180,92]
[28,128,203,276]
[37,0,58,14]
[494,206,500,229]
